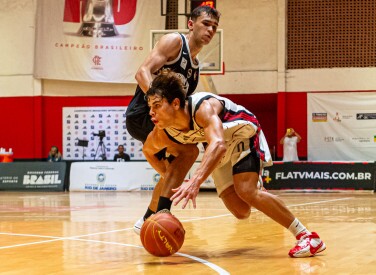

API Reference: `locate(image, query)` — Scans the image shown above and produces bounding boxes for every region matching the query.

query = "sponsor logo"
[275,171,372,181]
[97,173,106,183]
[85,184,117,191]
[324,136,334,142]
[356,113,376,120]
[153,173,161,184]
[23,173,62,185]
[333,112,341,122]
[312,113,327,122]
[352,137,371,143]
[140,185,155,191]
[180,57,188,70]
[92,55,103,70]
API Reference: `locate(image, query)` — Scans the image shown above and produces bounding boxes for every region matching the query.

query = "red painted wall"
[277,92,307,159]
[0,97,42,158]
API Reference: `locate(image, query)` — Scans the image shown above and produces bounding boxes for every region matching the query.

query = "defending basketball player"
[125,5,221,233]
[143,70,326,258]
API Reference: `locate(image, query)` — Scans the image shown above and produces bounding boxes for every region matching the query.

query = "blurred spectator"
[280,128,301,161]
[47,146,62,162]
[114,145,130,162]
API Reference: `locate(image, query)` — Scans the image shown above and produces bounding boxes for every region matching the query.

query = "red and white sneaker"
[289,232,326,258]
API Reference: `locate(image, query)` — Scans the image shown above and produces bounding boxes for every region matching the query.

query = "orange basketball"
[140,211,185,257]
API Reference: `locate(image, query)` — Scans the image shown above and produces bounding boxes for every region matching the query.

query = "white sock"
[288,218,310,237]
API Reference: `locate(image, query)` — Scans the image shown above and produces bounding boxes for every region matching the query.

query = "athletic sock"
[143,207,155,221]
[156,196,172,212]
[288,218,311,238]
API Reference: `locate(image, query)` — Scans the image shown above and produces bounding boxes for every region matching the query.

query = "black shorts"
[232,150,260,175]
[125,87,154,143]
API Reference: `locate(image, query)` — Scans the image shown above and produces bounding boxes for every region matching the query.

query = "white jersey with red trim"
[164,92,272,166]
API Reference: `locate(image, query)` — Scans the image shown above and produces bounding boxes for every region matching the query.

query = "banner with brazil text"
[34,0,164,83]
[307,92,376,161]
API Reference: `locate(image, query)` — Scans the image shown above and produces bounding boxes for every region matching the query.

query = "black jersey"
[160,33,200,96]
[126,33,200,142]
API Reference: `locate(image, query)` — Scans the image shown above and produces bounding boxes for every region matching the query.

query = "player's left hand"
[171,179,200,209]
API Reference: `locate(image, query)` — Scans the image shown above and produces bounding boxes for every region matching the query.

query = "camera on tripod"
[93,130,106,140]
[93,130,107,160]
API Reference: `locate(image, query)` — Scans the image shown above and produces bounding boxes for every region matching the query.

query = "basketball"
[140,211,185,257]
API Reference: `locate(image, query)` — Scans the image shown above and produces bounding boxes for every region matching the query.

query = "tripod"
[77,139,88,161]
[94,137,107,160]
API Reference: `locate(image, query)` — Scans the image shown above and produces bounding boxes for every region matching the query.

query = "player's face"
[148,95,176,129]
[189,12,218,45]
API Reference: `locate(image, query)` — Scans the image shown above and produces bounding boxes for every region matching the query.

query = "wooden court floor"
[0,190,375,274]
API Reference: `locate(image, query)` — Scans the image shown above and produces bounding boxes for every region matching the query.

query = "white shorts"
[212,138,258,195]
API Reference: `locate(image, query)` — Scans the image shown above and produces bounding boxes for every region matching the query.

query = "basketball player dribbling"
[125,6,221,234]
[142,70,326,258]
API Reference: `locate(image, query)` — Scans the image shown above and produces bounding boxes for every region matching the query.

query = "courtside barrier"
[0,162,66,191]
[263,161,375,191]
[69,161,215,191]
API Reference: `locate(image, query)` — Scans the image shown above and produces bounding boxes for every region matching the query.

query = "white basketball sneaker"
[289,232,326,258]
[133,217,144,235]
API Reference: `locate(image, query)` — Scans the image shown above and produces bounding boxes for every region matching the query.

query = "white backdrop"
[62,106,144,160]
[308,92,376,161]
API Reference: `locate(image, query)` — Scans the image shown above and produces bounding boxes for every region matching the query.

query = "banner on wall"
[34,0,163,83]
[262,161,375,190]
[0,162,66,191]
[69,161,216,191]
[69,161,157,191]
[307,92,376,161]
[62,107,144,160]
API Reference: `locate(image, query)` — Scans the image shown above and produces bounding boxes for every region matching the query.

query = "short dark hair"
[146,69,186,108]
[190,5,221,22]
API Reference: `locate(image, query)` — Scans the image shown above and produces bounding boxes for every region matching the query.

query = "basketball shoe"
[133,217,144,235]
[289,232,326,258]
[133,209,171,235]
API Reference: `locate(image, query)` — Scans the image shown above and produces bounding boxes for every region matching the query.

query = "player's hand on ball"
[171,179,200,209]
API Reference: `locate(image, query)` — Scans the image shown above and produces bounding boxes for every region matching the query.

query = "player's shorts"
[125,88,154,143]
[212,138,261,195]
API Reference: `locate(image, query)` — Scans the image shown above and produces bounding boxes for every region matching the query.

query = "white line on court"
[285,197,352,208]
[181,197,353,222]
[0,231,230,274]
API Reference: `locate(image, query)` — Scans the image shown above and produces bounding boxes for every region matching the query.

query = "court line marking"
[0,228,229,274]
[0,196,351,274]
[0,232,229,274]
[180,197,352,222]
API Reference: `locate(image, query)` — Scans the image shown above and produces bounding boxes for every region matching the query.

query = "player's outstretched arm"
[160,142,199,198]
[171,100,226,208]
[135,33,183,93]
